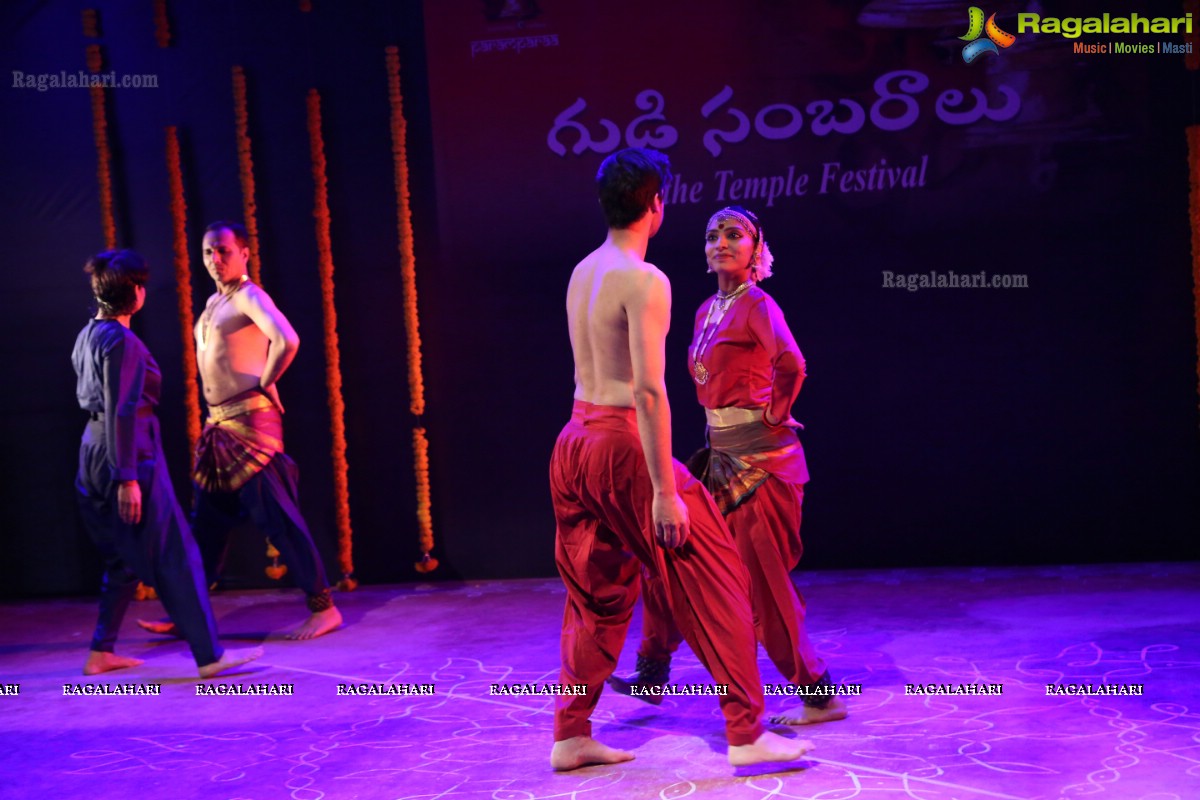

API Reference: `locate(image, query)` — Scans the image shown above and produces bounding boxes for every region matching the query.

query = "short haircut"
[85,249,148,317]
[204,220,250,249]
[596,148,672,230]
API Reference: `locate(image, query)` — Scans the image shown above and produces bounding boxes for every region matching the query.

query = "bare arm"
[236,285,299,410]
[627,269,689,548]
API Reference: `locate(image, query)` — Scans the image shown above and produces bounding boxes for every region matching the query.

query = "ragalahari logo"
[959,7,1016,63]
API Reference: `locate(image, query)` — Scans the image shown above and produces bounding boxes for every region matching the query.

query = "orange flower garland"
[85,38,116,250]
[231,67,263,285]
[82,9,99,38]
[386,45,437,573]
[412,428,436,571]
[306,89,357,591]
[386,47,426,418]
[165,127,202,453]
[153,0,170,48]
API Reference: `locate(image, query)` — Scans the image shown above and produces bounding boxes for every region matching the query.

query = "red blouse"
[688,286,805,418]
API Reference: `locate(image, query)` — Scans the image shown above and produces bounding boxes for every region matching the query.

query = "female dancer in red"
[612,207,847,725]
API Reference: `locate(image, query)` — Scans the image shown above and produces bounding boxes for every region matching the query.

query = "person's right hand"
[117,480,142,525]
[261,383,285,414]
[652,491,690,549]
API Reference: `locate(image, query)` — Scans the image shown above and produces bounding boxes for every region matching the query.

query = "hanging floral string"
[82,9,99,37]
[306,89,357,591]
[412,427,435,569]
[164,127,202,452]
[231,66,263,285]
[153,0,170,47]
[386,45,437,573]
[83,16,116,250]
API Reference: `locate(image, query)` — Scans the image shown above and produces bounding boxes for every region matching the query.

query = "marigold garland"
[306,89,357,591]
[387,45,437,573]
[85,41,116,250]
[82,9,99,38]
[1188,125,1200,424]
[386,47,426,417]
[231,66,263,285]
[412,427,437,572]
[153,0,170,48]
[165,127,202,452]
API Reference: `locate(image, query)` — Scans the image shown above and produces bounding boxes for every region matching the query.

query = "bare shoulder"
[624,258,669,308]
[571,246,662,296]
[231,281,282,314]
[567,248,601,292]
[234,280,266,304]
[611,251,668,297]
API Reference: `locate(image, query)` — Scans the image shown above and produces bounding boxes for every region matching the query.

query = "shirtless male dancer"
[548,147,812,770]
[139,221,341,640]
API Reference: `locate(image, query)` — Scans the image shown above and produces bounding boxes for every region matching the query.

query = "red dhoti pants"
[549,400,765,746]
[639,477,826,688]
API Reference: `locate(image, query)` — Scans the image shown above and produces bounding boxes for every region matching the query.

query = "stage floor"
[1,562,1197,799]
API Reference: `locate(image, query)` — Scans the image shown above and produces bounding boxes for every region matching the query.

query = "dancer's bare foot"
[287,606,342,640]
[550,735,635,771]
[135,618,180,637]
[198,647,264,679]
[768,697,848,726]
[83,651,144,676]
[727,731,814,766]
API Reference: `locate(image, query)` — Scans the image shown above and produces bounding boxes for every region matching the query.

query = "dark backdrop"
[2,0,1197,599]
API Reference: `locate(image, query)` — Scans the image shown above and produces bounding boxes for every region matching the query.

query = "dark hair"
[596,148,672,230]
[85,249,148,317]
[204,220,250,249]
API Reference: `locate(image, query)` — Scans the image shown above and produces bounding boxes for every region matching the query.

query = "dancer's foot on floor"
[550,735,635,770]
[727,731,814,766]
[83,650,144,675]
[135,618,180,637]
[198,647,264,679]
[287,606,342,640]
[768,697,848,726]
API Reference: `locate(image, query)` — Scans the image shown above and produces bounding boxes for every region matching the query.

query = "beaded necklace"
[691,280,753,385]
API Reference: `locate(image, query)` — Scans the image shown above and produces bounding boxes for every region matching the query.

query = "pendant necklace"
[691,280,752,385]
[199,275,249,352]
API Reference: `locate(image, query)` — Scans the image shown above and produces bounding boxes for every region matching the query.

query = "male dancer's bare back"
[550,215,812,770]
[566,238,689,550]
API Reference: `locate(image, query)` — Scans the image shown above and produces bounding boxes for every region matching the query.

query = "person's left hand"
[117,480,142,525]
